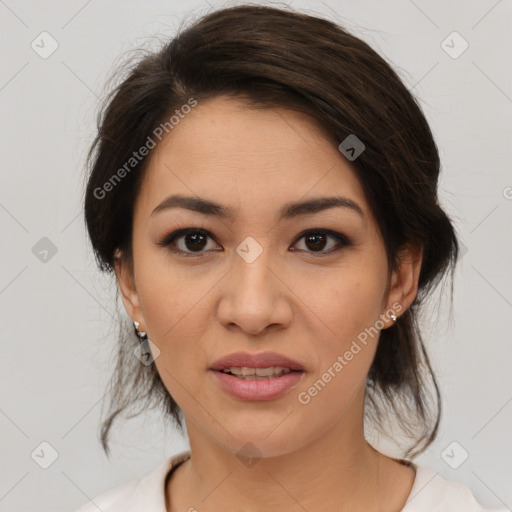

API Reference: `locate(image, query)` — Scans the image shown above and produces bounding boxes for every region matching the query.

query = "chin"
[211,417,310,459]
[222,437,300,461]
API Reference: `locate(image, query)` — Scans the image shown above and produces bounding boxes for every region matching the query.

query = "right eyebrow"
[150,194,366,222]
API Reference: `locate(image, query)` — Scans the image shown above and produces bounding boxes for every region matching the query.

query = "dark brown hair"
[82,3,460,459]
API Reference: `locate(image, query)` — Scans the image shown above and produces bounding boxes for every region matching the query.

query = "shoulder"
[73,450,191,512]
[402,463,508,512]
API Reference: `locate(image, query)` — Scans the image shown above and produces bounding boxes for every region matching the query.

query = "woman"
[77,4,505,512]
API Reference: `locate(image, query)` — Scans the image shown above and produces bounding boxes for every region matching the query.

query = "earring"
[390,313,398,322]
[133,321,147,339]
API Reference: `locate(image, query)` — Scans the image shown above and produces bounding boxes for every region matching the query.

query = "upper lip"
[210,351,305,371]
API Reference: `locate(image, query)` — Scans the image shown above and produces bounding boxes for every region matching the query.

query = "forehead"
[136,96,370,224]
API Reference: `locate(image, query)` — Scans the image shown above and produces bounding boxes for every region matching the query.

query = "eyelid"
[292,228,352,248]
[157,226,353,256]
[156,227,219,255]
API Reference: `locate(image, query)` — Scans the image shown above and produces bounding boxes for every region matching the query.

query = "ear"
[113,249,145,330]
[382,243,423,327]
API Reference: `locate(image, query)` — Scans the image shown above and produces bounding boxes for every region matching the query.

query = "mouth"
[209,350,305,373]
[209,351,305,400]
[217,366,302,380]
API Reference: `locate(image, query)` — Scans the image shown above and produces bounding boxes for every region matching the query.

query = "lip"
[209,351,305,371]
[209,369,305,401]
[209,351,305,401]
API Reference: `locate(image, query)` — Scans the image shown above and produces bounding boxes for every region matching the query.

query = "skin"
[114,96,423,512]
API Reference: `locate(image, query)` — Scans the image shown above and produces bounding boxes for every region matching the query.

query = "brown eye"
[304,233,329,251]
[291,229,352,255]
[157,227,352,258]
[181,232,209,251]
[157,228,220,256]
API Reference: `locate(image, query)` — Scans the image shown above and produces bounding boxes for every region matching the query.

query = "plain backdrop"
[0,0,511,511]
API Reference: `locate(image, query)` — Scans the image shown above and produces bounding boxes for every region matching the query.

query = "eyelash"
[156,226,353,258]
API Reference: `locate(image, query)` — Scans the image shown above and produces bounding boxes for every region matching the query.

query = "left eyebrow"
[150,194,366,222]
[279,196,365,222]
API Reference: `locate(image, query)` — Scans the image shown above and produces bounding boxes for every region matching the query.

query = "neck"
[167,390,415,512]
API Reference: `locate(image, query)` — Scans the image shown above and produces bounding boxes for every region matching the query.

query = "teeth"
[222,366,293,378]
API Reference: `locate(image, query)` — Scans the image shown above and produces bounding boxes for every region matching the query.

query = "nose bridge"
[218,235,291,333]
[233,235,276,298]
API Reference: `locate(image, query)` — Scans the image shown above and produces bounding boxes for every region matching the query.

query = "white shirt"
[74,450,507,512]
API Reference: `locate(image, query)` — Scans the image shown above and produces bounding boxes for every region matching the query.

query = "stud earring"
[133,321,147,339]
[390,313,397,322]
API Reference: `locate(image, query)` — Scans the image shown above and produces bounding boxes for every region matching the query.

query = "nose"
[217,250,293,337]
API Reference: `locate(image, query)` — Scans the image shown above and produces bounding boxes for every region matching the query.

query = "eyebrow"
[150,194,365,222]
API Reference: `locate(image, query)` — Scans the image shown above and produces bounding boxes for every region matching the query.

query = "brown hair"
[82,3,460,459]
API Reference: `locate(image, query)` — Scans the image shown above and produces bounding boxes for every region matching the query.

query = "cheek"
[133,254,218,396]
[295,287,380,426]
[312,268,387,348]
[292,348,374,449]
[295,269,384,400]
[135,249,214,348]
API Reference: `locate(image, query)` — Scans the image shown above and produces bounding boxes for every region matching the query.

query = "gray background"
[0,0,511,510]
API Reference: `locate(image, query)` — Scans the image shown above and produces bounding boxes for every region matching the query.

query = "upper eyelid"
[159,227,350,251]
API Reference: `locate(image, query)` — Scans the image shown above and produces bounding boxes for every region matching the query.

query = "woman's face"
[115,96,419,458]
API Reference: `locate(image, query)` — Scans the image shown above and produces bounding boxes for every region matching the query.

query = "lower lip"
[209,370,304,401]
